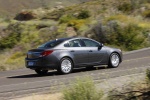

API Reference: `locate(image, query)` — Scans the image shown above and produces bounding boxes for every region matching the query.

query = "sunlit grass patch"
[138,22,150,28]
[0,51,25,71]
[105,14,139,24]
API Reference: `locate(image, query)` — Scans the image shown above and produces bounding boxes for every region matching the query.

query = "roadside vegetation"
[63,77,103,100]
[108,69,150,100]
[0,0,150,71]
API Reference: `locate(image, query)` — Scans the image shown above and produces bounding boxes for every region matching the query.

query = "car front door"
[81,39,107,64]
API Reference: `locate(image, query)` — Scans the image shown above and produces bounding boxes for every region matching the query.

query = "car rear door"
[67,39,89,66]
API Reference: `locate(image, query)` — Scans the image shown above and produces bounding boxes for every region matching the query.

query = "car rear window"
[38,40,64,48]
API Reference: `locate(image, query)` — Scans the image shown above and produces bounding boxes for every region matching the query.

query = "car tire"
[108,53,120,68]
[58,57,73,74]
[35,69,48,75]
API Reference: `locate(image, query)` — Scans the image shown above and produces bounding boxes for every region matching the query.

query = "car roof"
[56,37,74,41]
[55,37,98,45]
[56,37,88,41]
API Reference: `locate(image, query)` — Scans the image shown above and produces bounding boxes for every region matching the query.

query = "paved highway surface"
[0,48,150,100]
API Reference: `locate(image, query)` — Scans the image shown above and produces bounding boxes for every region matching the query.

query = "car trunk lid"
[27,49,45,59]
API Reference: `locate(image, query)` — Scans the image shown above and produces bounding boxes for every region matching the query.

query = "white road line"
[124,56,150,62]
[124,47,150,55]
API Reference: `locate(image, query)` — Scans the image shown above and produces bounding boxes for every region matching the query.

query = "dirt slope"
[0,0,91,17]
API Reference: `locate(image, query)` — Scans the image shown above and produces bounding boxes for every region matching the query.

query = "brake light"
[41,50,53,57]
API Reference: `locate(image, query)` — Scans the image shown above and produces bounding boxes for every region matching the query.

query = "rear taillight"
[41,50,53,57]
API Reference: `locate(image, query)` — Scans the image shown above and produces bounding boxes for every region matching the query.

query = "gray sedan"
[25,37,122,75]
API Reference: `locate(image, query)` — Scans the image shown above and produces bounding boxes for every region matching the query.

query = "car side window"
[82,39,99,47]
[64,42,70,47]
[69,39,82,47]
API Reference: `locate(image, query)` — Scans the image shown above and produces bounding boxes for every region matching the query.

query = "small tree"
[77,10,90,19]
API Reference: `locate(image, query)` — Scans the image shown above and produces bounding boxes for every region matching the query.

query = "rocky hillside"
[0,0,91,17]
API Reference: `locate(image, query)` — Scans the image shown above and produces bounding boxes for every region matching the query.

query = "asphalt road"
[0,48,150,100]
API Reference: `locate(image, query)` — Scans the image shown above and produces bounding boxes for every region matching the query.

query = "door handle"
[89,50,93,52]
[70,50,75,52]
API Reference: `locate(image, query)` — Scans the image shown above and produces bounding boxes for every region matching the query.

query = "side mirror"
[98,43,104,50]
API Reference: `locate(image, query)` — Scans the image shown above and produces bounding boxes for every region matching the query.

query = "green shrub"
[42,9,64,20]
[0,23,23,49]
[142,10,150,18]
[77,10,90,19]
[5,51,25,69]
[36,23,51,29]
[67,19,87,31]
[107,23,146,50]
[118,0,145,13]
[109,69,150,100]
[146,69,150,82]
[59,15,75,24]
[106,14,130,23]
[86,21,147,51]
[63,77,103,100]
[137,0,150,4]
[117,2,133,13]
[9,52,24,59]
[0,65,7,71]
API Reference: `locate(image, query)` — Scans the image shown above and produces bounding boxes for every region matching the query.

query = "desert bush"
[0,22,39,52]
[6,52,25,65]
[85,21,147,51]
[108,23,146,50]
[15,11,37,21]
[3,17,11,23]
[106,14,129,23]
[117,0,147,13]
[146,69,150,83]
[0,65,7,71]
[0,51,25,71]
[63,77,103,100]
[142,10,150,18]
[138,0,150,4]
[59,15,75,24]
[67,19,87,31]
[0,23,23,49]
[42,9,64,20]
[85,22,108,43]
[109,69,150,100]
[36,22,52,29]
[77,10,90,19]
[118,2,133,13]
[9,52,24,59]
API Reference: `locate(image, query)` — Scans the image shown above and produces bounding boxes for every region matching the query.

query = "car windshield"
[38,39,64,48]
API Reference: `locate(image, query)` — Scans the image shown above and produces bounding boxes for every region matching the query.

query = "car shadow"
[7,66,107,79]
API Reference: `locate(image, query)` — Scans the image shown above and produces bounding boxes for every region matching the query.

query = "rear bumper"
[25,57,59,70]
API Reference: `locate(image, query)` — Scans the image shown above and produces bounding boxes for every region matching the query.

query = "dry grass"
[0,51,25,71]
